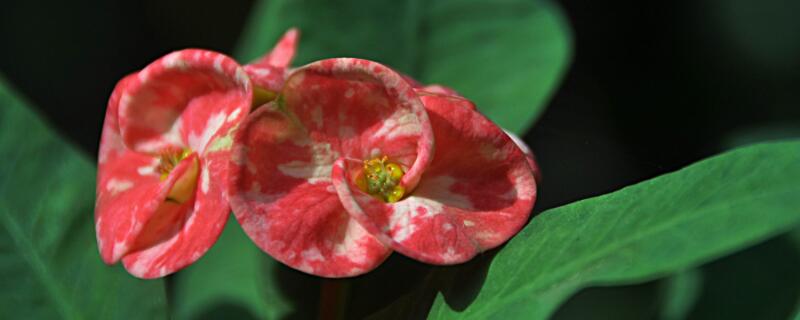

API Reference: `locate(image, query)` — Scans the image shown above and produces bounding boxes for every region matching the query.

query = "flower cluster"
[95,29,538,278]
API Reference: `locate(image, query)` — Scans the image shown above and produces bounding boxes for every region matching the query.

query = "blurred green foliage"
[0,76,168,319]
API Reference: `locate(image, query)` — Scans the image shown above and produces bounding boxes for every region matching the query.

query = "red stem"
[318,279,348,320]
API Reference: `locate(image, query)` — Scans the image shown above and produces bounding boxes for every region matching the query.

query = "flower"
[228,57,537,277]
[94,30,298,278]
[333,83,538,265]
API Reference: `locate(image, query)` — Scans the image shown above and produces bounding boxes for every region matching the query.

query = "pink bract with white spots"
[228,58,433,277]
[333,89,537,265]
[95,30,298,279]
[229,56,537,276]
[244,28,300,93]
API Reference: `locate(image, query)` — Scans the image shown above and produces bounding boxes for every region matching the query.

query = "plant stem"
[318,279,349,320]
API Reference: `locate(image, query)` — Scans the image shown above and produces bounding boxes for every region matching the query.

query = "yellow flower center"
[156,148,198,204]
[157,148,192,181]
[355,156,406,203]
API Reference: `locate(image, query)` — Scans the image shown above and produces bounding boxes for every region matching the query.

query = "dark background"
[2,0,799,318]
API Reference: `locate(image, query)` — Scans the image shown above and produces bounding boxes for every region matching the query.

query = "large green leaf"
[658,268,702,320]
[236,0,572,134]
[0,76,167,319]
[426,140,800,319]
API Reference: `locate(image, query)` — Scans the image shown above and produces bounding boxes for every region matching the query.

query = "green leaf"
[658,269,702,320]
[172,218,322,320]
[426,140,800,319]
[236,0,572,134]
[418,0,571,134]
[0,75,167,319]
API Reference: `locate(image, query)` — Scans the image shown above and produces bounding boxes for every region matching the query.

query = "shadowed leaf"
[0,75,167,319]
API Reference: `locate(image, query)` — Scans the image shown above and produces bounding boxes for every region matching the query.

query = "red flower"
[228,58,537,277]
[95,30,298,278]
[333,87,537,265]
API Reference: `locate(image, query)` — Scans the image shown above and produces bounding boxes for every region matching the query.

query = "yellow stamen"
[156,148,198,204]
[157,148,191,181]
[166,157,199,204]
[355,156,406,203]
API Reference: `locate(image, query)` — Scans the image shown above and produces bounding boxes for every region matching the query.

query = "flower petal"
[333,94,537,265]
[244,28,300,93]
[228,106,391,277]
[415,87,541,182]
[179,79,251,155]
[283,58,433,191]
[98,74,135,172]
[96,73,158,265]
[95,151,198,265]
[249,28,300,69]
[229,58,433,276]
[121,151,231,279]
[504,129,542,183]
[118,49,251,154]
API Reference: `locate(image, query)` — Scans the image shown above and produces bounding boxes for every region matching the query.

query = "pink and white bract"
[244,28,299,93]
[333,87,537,265]
[229,56,537,277]
[97,26,537,279]
[228,58,433,277]
[95,30,298,278]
